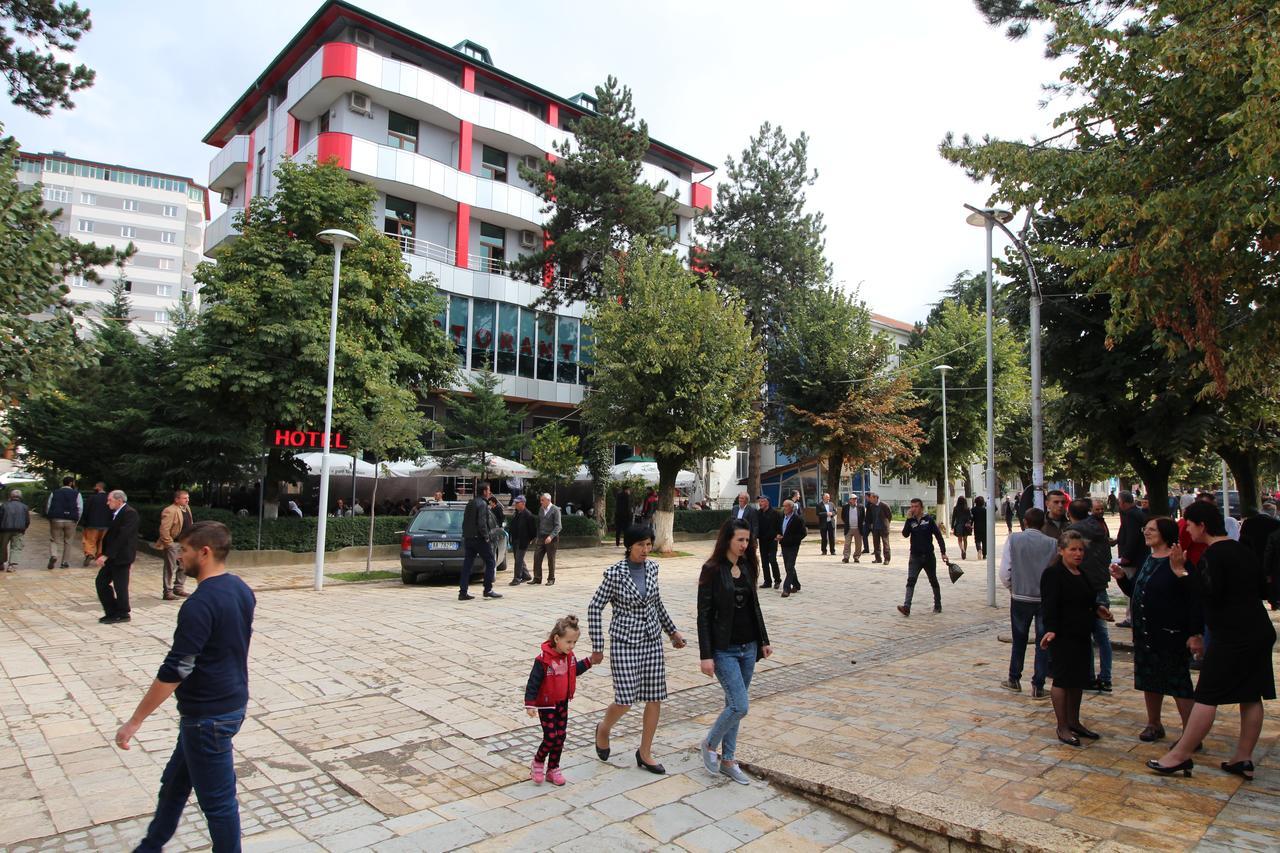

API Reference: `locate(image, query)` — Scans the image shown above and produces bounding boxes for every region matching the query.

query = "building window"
[155,310,168,324]
[536,312,555,381]
[480,145,507,182]
[736,441,749,482]
[121,225,136,238]
[384,195,415,247]
[471,299,496,371]
[661,217,679,241]
[496,303,518,376]
[122,198,139,212]
[447,294,468,362]
[156,284,172,297]
[43,186,71,203]
[386,111,419,152]
[518,307,535,379]
[578,324,593,385]
[78,219,94,233]
[161,231,176,244]
[254,147,266,195]
[70,274,87,288]
[157,258,174,270]
[162,204,178,217]
[477,222,504,272]
[319,112,330,134]
[556,316,578,384]
[80,192,96,204]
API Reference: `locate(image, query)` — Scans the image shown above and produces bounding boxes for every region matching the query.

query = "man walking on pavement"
[841,494,862,563]
[81,482,111,565]
[730,492,759,541]
[115,521,256,853]
[816,492,836,555]
[757,495,782,589]
[1066,497,1115,692]
[460,484,502,601]
[532,492,561,586]
[613,485,632,547]
[868,493,892,565]
[778,498,807,597]
[1,489,32,571]
[95,490,139,623]
[507,495,537,585]
[999,507,1058,697]
[155,490,194,600]
[46,476,82,569]
[1113,490,1148,627]
[897,498,948,617]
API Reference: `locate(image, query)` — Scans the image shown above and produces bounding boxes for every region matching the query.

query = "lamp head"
[933,364,952,373]
[965,207,1013,227]
[317,228,359,249]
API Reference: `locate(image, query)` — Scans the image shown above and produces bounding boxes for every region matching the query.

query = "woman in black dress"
[951,496,972,560]
[1040,530,1113,745]
[971,496,988,560]
[1148,502,1277,780]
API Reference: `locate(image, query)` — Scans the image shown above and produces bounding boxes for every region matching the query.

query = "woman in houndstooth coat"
[588,523,687,774]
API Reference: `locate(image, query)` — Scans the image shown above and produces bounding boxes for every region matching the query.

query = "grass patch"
[653,550,695,558]
[326,570,400,582]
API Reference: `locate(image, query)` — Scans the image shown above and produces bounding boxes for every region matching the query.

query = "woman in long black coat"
[1148,502,1277,780]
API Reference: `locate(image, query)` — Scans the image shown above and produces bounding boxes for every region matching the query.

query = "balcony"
[204,207,243,256]
[208,135,250,192]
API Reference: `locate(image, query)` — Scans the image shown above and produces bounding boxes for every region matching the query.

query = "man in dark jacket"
[756,495,782,590]
[778,499,807,598]
[95,490,139,623]
[46,475,82,569]
[1114,491,1148,575]
[1,489,32,571]
[507,495,537,585]
[460,484,501,601]
[816,492,836,555]
[81,482,112,565]
[729,492,759,540]
[897,498,948,617]
[1065,498,1114,691]
[613,486,632,547]
[1041,489,1069,540]
[868,493,892,564]
[840,495,862,563]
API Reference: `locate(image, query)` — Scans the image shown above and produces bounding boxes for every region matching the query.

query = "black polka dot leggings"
[534,701,570,769]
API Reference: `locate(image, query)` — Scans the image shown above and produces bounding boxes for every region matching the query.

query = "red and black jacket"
[524,641,591,707]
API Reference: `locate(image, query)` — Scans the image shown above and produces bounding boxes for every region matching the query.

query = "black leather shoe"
[759,582,772,589]
[635,750,665,774]
[594,724,610,761]
[546,578,555,586]
[458,593,475,601]
[1221,760,1254,780]
[773,581,780,589]
[103,614,131,624]
[483,591,503,599]
[1069,724,1101,740]
[530,579,542,585]
[508,578,523,586]
[98,614,113,623]
[1147,758,1192,777]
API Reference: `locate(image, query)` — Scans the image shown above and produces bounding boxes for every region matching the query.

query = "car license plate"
[427,541,459,551]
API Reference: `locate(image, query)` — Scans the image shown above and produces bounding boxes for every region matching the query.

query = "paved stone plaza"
[1,517,1277,851]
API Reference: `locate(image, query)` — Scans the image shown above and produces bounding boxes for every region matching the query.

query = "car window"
[409,509,464,535]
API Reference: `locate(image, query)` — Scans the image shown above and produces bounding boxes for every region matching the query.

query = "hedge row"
[673,509,734,533]
[560,514,600,537]
[131,504,408,552]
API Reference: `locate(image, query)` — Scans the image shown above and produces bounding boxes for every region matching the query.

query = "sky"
[3,0,1067,324]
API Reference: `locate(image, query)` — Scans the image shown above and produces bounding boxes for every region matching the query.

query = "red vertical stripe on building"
[243,131,255,209]
[458,121,472,172]
[286,115,299,156]
[461,66,475,92]
[321,42,359,79]
[691,182,712,211]
[546,102,558,129]
[315,132,353,169]
[455,202,470,267]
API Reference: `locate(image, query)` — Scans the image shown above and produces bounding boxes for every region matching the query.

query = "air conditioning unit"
[519,230,538,249]
[521,154,542,172]
[353,28,375,49]
[219,188,234,205]
[348,92,372,115]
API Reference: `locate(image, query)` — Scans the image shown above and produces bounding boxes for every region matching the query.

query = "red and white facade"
[203,0,714,413]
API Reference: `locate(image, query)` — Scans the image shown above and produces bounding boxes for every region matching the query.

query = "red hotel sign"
[271,429,349,450]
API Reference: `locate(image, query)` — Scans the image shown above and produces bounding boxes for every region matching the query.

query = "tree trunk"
[748,429,762,501]
[826,451,843,502]
[654,454,682,554]
[1129,454,1173,518]
[593,489,606,539]
[365,460,381,573]
[1218,446,1260,514]
[962,466,974,498]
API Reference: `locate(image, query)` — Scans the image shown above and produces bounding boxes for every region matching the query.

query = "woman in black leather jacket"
[696,519,772,784]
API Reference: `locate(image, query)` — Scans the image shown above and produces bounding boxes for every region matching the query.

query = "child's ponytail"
[547,614,580,644]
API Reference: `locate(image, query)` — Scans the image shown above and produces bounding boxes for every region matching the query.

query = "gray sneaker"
[699,740,719,776]
[720,761,750,785]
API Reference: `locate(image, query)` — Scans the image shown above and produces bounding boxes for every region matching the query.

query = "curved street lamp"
[934,364,953,524]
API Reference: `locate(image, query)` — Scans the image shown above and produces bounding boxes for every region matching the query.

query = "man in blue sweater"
[114,521,256,852]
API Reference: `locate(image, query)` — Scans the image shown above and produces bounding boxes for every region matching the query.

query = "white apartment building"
[16,151,209,336]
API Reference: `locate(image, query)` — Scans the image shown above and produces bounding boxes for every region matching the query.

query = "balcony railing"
[208,135,250,192]
[385,231,580,292]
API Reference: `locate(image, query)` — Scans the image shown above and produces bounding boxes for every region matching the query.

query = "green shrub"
[132,504,407,552]
[673,509,733,533]
[561,514,601,537]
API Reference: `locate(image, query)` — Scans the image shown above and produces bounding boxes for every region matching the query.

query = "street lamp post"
[934,364,953,524]
[965,206,1011,608]
[314,228,359,592]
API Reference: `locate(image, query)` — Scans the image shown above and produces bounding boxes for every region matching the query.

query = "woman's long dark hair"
[699,519,758,585]
[955,496,969,511]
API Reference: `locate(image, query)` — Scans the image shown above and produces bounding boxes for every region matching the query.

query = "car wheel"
[401,569,417,585]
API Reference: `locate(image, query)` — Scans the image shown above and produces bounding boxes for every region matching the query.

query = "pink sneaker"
[530,759,545,784]
[547,767,566,786]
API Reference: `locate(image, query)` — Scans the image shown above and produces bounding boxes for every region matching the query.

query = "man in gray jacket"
[531,493,562,586]
[1,490,32,571]
[459,484,501,601]
[999,507,1058,698]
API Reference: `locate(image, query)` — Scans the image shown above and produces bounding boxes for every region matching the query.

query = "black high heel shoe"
[635,750,666,775]
[1057,733,1081,747]
[1069,724,1101,740]
[1221,760,1254,781]
[1147,758,1193,777]
[594,724,610,761]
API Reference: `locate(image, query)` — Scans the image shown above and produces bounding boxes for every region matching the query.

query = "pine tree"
[442,369,527,478]
[0,0,95,115]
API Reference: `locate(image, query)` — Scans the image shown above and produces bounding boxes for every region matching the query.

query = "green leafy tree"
[583,243,762,552]
[442,369,526,478]
[697,122,829,496]
[189,157,455,513]
[580,427,613,535]
[529,423,580,502]
[512,76,677,309]
[1,0,95,115]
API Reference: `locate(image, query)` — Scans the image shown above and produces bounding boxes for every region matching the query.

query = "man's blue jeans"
[1008,600,1047,688]
[1091,589,1113,683]
[136,708,245,852]
[706,642,757,762]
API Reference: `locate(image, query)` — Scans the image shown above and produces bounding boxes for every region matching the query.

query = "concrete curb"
[736,752,1147,853]
[998,633,1135,652]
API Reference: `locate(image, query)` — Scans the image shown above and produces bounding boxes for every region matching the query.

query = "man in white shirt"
[730,492,758,540]
[816,493,836,556]
[840,495,862,563]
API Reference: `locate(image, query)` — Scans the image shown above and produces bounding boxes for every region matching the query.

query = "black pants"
[760,542,781,585]
[460,537,496,595]
[781,546,801,592]
[973,525,987,557]
[96,560,131,617]
[534,701,569,769]
[904,553,940,611]
[819,521,835,554]
[614,518,628,546]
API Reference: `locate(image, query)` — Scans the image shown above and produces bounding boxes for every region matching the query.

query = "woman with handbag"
[951,496,973,560]
[1110,517,1195,742]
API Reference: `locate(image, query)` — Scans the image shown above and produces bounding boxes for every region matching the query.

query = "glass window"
[157,284,172,297]
[496,303,518,375]
[518,308,535,379]
[578,324,593,385]
[471,299,495,371]
[384,195,415,248]
[122,198,139,211]
[448,294,469,362]
[319,112,330,134]
[121,225,136,238]
[387,111,418,152]
[161,231,176,244]
[80,192,96,204]
[162,204,178,217]
[78,220,93,233]
[158,258,174,270]
[480,145,507,182]
[736,441,749,482]
[254,147,266,195]
[477,222,505,272]
[556,316,578,383]
[536,312,555,381]
[155,310,168,324]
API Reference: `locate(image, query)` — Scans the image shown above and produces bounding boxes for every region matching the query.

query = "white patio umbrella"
[482,454,538,479]
[609,460,696,489]
[295,452,379,478]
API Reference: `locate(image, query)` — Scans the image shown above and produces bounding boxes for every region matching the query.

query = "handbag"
[947,558,963,584]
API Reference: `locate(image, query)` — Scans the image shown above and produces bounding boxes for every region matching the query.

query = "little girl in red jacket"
[524,614,593,785]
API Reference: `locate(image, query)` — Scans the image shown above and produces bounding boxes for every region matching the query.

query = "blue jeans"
[1008,600,1047,688]
[1091,589,1112,683]
[136,708,245,853]
[706,642,756,762]
[460,537,496,595]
